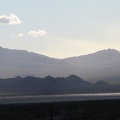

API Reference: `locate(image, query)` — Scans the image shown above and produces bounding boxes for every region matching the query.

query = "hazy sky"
[1,0,120,58]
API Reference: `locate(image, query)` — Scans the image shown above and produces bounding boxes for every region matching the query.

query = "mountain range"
[0,46,120,83]
[0,75,120,95]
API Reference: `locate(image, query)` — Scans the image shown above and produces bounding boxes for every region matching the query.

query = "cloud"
[18,33,24,37]
[28,30,47,38]
[0,13,22,25]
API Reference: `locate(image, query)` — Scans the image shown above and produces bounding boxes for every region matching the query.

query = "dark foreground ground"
[0,99,120,120]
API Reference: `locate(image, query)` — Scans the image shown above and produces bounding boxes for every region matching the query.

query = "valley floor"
[0,99,120,120]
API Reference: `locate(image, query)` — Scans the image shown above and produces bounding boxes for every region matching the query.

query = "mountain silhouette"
[94,80,110,86]
[0,75,120,95]
[0,75,93,95]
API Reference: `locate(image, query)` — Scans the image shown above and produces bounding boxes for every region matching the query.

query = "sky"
[0,0,120,58]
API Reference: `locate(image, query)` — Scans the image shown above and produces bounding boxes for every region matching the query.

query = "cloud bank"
[0,13,22,25]
[28,30,47,38]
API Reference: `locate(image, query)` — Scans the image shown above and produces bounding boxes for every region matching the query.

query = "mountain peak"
[14,76,22,80]
[44,75,55,79]
[67,75,83,81]
[84,48,120,61]
[94,80,110,86]
[95,49,120,55]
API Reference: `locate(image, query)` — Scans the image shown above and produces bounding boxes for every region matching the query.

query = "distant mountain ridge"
[0,46,120,83]
[0,75,116,95]
[0,75,120,95]
[94,80,110,86]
